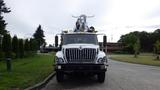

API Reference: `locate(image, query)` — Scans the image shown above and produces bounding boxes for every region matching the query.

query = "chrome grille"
[65,48,96,63]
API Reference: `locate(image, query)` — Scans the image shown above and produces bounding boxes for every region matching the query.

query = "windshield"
[62,34,98,45]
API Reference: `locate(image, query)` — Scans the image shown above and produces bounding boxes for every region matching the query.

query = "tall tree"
[2,33,11,58]
[19,39,24,58]
[30,38,38,51]
[118,32,138,54]
[139,31,152,52]
[152,29,160,44]
[0,0,11,35]
[12,35,19,58]
[33,25,45,49]
[24,39,30,56]
[154,40,160,60]
[24,39,30,52]
[134,38,140,58]
[118,31,156,53]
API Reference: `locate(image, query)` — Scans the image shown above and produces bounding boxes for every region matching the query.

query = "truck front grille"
[65,48,96,63]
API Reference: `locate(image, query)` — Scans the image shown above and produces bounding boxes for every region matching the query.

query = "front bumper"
[55,64,108,72]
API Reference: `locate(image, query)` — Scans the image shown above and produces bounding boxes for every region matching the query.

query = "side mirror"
[103,35,107,53]
[103,35,107,47]
[55,35,58,47]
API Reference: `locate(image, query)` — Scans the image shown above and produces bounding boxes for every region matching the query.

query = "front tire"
[56,71,64,82]
[97,72,105,83]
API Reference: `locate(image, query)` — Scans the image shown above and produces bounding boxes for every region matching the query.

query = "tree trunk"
[156,55,159,60]
[134,52,137,58]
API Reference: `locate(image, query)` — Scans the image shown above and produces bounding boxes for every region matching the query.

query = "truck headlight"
[97,56,107,63]
[55,56,65,64]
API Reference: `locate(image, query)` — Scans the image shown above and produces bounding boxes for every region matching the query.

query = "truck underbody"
[55,64,107,83]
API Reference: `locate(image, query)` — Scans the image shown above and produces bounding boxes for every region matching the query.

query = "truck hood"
[62,44,99,49]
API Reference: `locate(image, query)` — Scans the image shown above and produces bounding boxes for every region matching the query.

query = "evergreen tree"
[30,38,38,52]
[19,39,24,58]
[24,39,30,51]
[33,25,45,50]
[24,39,30,56]
[0,0,11,35]
[12,35,19,58]
[0,34,2,51]
[2,33,11,58]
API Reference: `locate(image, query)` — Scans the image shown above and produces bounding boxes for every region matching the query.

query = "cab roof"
[62,32,97,35]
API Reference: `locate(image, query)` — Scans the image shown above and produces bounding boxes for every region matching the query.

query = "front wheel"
[56,71,64,82]
[97,72,105,83]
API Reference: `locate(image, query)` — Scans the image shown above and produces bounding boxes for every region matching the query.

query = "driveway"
[42,59,160,90]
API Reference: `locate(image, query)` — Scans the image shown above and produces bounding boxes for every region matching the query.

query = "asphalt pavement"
[42,59,160,90]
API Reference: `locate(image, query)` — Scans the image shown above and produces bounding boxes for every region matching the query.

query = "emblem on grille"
[79,46,82,50]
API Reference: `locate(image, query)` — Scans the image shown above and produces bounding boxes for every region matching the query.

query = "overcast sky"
[4,0,160,44]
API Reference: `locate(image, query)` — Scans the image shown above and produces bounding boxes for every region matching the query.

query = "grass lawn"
[110,53,160,66]
[0,53,54,90]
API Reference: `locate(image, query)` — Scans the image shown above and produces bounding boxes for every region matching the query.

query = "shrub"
[11,52,16,59]
[0,51,5,61]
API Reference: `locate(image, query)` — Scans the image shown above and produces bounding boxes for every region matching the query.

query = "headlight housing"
[55,56,65,64]
[97,56,107,64]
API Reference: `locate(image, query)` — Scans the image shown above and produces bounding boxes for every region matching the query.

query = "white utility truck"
[54,15,108,83]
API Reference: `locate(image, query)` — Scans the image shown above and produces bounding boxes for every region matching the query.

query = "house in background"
[99,42,124,53]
